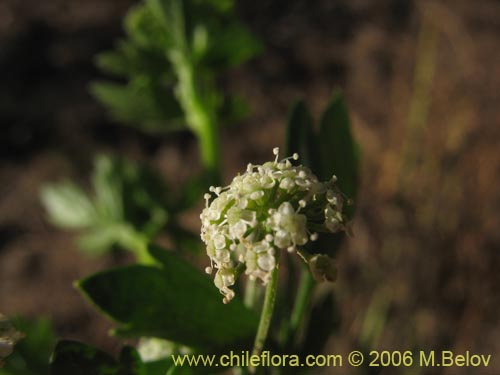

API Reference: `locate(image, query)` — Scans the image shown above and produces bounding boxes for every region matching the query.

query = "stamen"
[273,147,280,163]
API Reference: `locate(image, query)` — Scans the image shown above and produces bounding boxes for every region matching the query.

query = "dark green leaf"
[118,347,146,375]
[299,292,340,356]
[318,90,359,201]
[203,22,262,67]
[285,100,318,169]
[50,341,151,375]
[77,245,258,351]
[1,317,56,375]
[50,340,118,375]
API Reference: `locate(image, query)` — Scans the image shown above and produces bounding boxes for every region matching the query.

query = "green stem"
[283,267,314,348]
[170,52,221,184]
[244,278,258,311]
[118,225,156,264]
[249,263,280,374]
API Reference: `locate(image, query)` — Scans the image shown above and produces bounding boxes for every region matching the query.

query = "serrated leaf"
[77,245,258,351]
[318,90,359,201]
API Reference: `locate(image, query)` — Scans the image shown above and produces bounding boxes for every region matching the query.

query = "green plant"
[25,92,361,374]
[0,316,56,375]
[41,155,176,262]
[91,0,261,182]
[30,1,361,373]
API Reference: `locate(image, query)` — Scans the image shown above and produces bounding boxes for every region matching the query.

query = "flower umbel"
[200,148,347,303]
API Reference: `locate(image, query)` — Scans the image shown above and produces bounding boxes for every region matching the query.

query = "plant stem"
[281,267,314,348]
[249,263,279,374]
[244,278,258,311]
[170,52,221,184]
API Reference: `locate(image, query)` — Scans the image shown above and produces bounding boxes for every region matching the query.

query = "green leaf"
[124,4,171,51]
[285,100,318,169]
[40,156,171,256]
[77,245,258,351]
[50,340,118,375]
[203,22,262,67]
[1,317,56,375]
[299,292,340,356]
[318,90,359,201]
[95,50,131,77]
[90,81,184,133]
[40,182,97,229]
[92,155,124,222]
[146,0,186,50]
[118,347,146,375]
[50,341,150,375]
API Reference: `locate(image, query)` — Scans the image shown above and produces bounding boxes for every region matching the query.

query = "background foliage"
[1,0,499,374]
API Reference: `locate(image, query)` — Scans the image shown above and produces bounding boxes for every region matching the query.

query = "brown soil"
[1,0,499,373]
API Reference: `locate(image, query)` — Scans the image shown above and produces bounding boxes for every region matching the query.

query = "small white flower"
[200,147,348,303]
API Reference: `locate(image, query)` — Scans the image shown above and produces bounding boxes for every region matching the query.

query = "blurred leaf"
[1,317,56,375]
[193,0,233,14]
[222,95,250,126]
[90,81,184,134]
[142,359,172,375]
[40,182,97,229]
[284,94,358,256]
[285,100,318,168]
[50,341,151,375]
[50,341,117,375]
[77,245,258,351]
[41,155,170,256]
[76,224,136,255]
[95,50,130,77]
[92,0,261,136]
[202,22,262,67]
[318,90,359,202]
[146,0,186,49]
[299,292,340,356]
[124,4,171,51]
[92,155,124,222]
[118,347,146,375]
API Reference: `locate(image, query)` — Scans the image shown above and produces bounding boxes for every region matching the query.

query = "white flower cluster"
[200,148,346,303]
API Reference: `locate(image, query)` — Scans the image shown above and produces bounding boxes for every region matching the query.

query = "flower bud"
[308,254,337,282]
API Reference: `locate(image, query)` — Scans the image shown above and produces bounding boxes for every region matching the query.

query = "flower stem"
[249,263,280,374]
[244,278,258,311]
[281,266,314,349]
